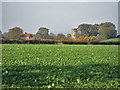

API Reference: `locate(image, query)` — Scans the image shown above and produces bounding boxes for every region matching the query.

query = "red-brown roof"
[30,37,35,40]
[20,33,31,37]
[20,33,35,40]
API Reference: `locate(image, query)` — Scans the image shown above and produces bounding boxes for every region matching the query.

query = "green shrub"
[62,41,88,44]
[90,41,120,45]
[1,39,57,44]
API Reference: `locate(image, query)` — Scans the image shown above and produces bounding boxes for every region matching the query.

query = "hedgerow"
[1,39,120,45]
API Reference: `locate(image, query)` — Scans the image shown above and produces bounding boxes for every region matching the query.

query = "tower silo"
[71,28,77,39]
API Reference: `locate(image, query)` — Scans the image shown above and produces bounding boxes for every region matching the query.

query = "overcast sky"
[2,2,118,35]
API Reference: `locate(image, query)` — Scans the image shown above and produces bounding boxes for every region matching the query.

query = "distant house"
[20,32,35,40]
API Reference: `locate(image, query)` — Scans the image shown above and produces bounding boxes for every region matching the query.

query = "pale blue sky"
[2,2,118,35]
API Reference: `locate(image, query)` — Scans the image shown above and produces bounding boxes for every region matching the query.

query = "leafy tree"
[90,24,99,36]
[37,27,49,35]
[56,33,66,40]
[50,32,55,36]
[43,35,56,40]
[98,22,117,39]
[49,33,57,40]
[35,27,49,39]
[78,24,92,36]
[66,33,71,39]
[90,36,97,42]
[77,36,84,41]
[76,31,81,38]
[2,32,7,39]
[97,35,106,41]
[5,27,23,39]
[84,36,89,42]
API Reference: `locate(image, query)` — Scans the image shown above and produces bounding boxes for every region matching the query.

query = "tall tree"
[66,33,71,39]
[98,22,117,39]
[90,24,99,36]
[6,27,23,39]
[35,27,49,39]
[2,32,7,39]
[56,33,66,40]
[49,33,56,40]
[78,24,92,36]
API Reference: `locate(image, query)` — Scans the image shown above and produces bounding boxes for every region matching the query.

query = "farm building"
[20,32,35,40]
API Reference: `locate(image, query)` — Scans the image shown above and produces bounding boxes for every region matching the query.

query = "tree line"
[77,22,117,40]
[0,22,118,41]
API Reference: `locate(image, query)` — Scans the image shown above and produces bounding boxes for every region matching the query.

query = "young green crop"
[2,44,119,88]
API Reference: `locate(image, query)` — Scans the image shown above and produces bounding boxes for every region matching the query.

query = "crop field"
[101,38,119,42]
[2,44,119,88]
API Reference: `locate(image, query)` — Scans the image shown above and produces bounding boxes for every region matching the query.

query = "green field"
[2,44,119,88]
[101,38,120,42]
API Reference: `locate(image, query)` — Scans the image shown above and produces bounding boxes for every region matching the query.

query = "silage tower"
[71,28,77,39]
